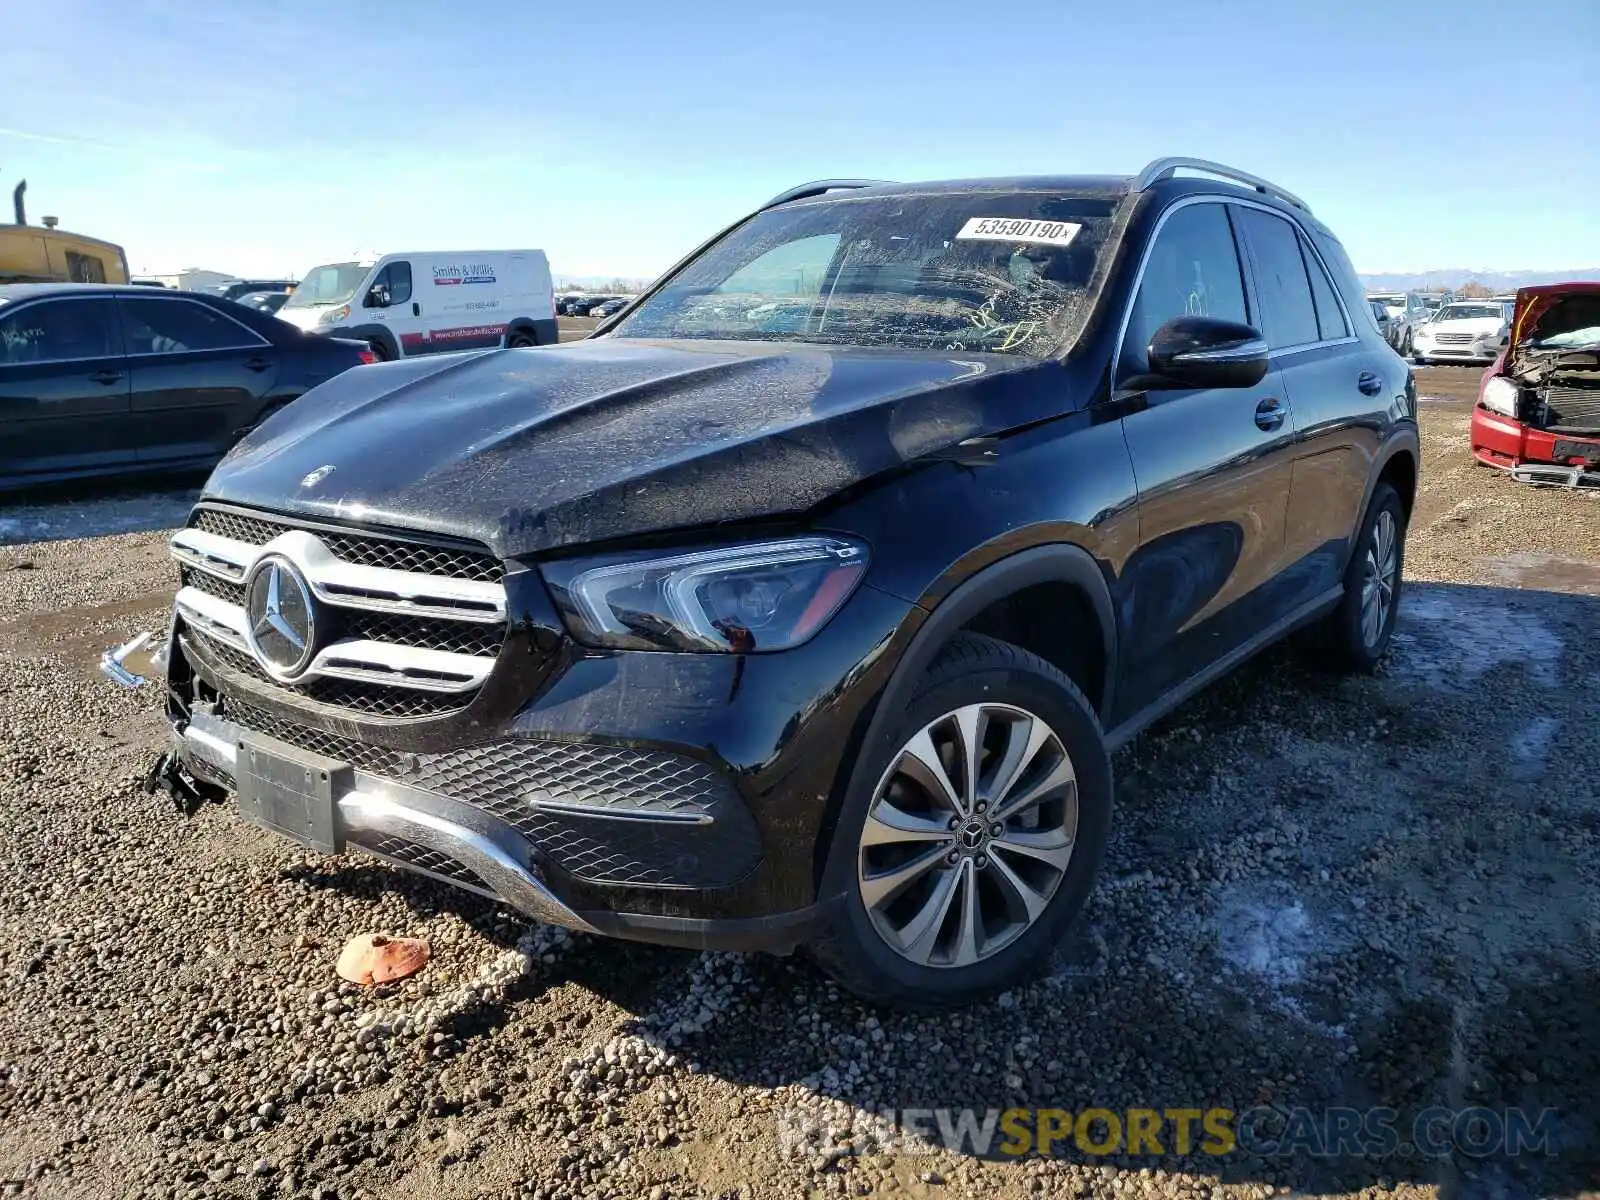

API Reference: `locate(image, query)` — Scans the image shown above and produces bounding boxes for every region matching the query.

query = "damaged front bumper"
[172,706,602,934]
[1470,407,1600,488]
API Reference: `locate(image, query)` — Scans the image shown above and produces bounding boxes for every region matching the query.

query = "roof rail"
[761,179,892,209]
[1134,157,1310,214]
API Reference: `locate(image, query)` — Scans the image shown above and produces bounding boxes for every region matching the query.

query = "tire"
[507,328,538,349]
[1401,329,1413,355]
[367,338,391,363]
[1302,481,1406,673]
[808,632,1112,1010]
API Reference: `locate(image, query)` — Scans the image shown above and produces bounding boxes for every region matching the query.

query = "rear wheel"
[507,328,538,349]
[1303,481,1406,673]
[809,633,1111,1009]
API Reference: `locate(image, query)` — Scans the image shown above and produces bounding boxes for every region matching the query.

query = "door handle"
[1254,396,1286,431]
[243,357,272,373]
[412,302,420,316]
[1357,371,1383,396]
[88,369,123,385]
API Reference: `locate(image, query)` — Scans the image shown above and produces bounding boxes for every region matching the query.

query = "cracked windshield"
[617,192,1121,355]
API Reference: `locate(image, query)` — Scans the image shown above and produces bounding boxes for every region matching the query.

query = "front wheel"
[809,633,1112,1009]
[367,338,392,363]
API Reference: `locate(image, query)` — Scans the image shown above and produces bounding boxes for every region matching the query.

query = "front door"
[120,294,280,462]
[1111,200,1299,724]
[0,295,134,479]
[361,260,418,354]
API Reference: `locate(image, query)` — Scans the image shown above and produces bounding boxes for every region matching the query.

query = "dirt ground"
[0,366,1595,1200]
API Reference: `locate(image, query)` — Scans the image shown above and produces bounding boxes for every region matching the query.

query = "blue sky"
[4,0,1595,279]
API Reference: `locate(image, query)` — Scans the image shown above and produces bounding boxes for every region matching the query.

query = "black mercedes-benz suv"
[128,159,1418,1008]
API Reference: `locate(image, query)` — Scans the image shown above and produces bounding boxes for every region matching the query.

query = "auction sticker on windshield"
[954,218,1082,246]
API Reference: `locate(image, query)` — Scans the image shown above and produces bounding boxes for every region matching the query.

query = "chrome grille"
[1433,332,1474,346]
[190,635,475,719]
[173,505,506,721]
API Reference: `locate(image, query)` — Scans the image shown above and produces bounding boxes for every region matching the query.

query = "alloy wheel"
[1360,508,1399,647]
[857,703,1078,968]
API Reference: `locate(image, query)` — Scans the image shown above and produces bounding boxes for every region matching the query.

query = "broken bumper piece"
[100,632,161,688]
[1509,462,1600,489]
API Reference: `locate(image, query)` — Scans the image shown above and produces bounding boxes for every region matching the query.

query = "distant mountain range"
[1358,268,1600,293]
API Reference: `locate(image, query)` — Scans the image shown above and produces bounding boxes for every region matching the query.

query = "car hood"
[275,304,341,332]
[1420,316,1503,335]
[204,337,1050,557]
[1508,282,1600,364]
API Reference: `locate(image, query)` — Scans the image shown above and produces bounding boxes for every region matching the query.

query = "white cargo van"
[276,250,557,360]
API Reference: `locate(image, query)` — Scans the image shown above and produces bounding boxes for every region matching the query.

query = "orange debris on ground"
[335,933,431,985]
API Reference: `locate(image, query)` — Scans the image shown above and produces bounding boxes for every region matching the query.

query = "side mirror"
[1146,316,1269,389]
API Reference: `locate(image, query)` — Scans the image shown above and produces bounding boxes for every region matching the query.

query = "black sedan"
[0,283,372,488]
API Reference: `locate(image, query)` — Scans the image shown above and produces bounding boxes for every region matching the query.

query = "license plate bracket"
[235,734,352,855]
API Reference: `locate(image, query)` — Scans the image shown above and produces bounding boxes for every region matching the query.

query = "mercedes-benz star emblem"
[243,555,317,677]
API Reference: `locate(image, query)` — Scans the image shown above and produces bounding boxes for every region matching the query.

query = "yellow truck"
[0,178,129,284]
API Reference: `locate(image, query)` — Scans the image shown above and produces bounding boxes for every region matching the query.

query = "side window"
[1120,202,1248,373]
[1236,208,1319,348]
[0,299,119,364]
[122,298,262,355]
[376,261,412,306]
[65,251,108,284]
[1300,237,1349,340]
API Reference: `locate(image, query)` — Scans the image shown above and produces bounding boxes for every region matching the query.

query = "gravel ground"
[0,366,1596,1200]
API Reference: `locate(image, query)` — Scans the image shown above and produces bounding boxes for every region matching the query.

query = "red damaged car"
[1472,282,1600,488]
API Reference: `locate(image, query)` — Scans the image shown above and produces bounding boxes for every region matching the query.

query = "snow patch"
[0,487,199,546]
[1217,895,1312,986]
[1392,589,1562,688]
[1511,716,1559,776]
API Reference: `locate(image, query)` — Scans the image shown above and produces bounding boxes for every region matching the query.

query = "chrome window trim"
[118,291,273,354]
[1109,194,1359,388]
[0,293,122,368]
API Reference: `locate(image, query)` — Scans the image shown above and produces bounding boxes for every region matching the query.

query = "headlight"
[1481,376,1519,417]
[541,536,869,652]
[317,305,351,325]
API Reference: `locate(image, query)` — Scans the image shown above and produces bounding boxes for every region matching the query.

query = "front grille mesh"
[351,835,489,891]
[191,509,504,583]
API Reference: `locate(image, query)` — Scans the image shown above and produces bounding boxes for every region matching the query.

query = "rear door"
[120,294,280,462]
[0,295,134,478]
[1111,199,1299,723]
[1234,207,1386,607]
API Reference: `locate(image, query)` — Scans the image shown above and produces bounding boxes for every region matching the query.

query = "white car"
[276,250,556,361]
[1411,300,1508,365]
